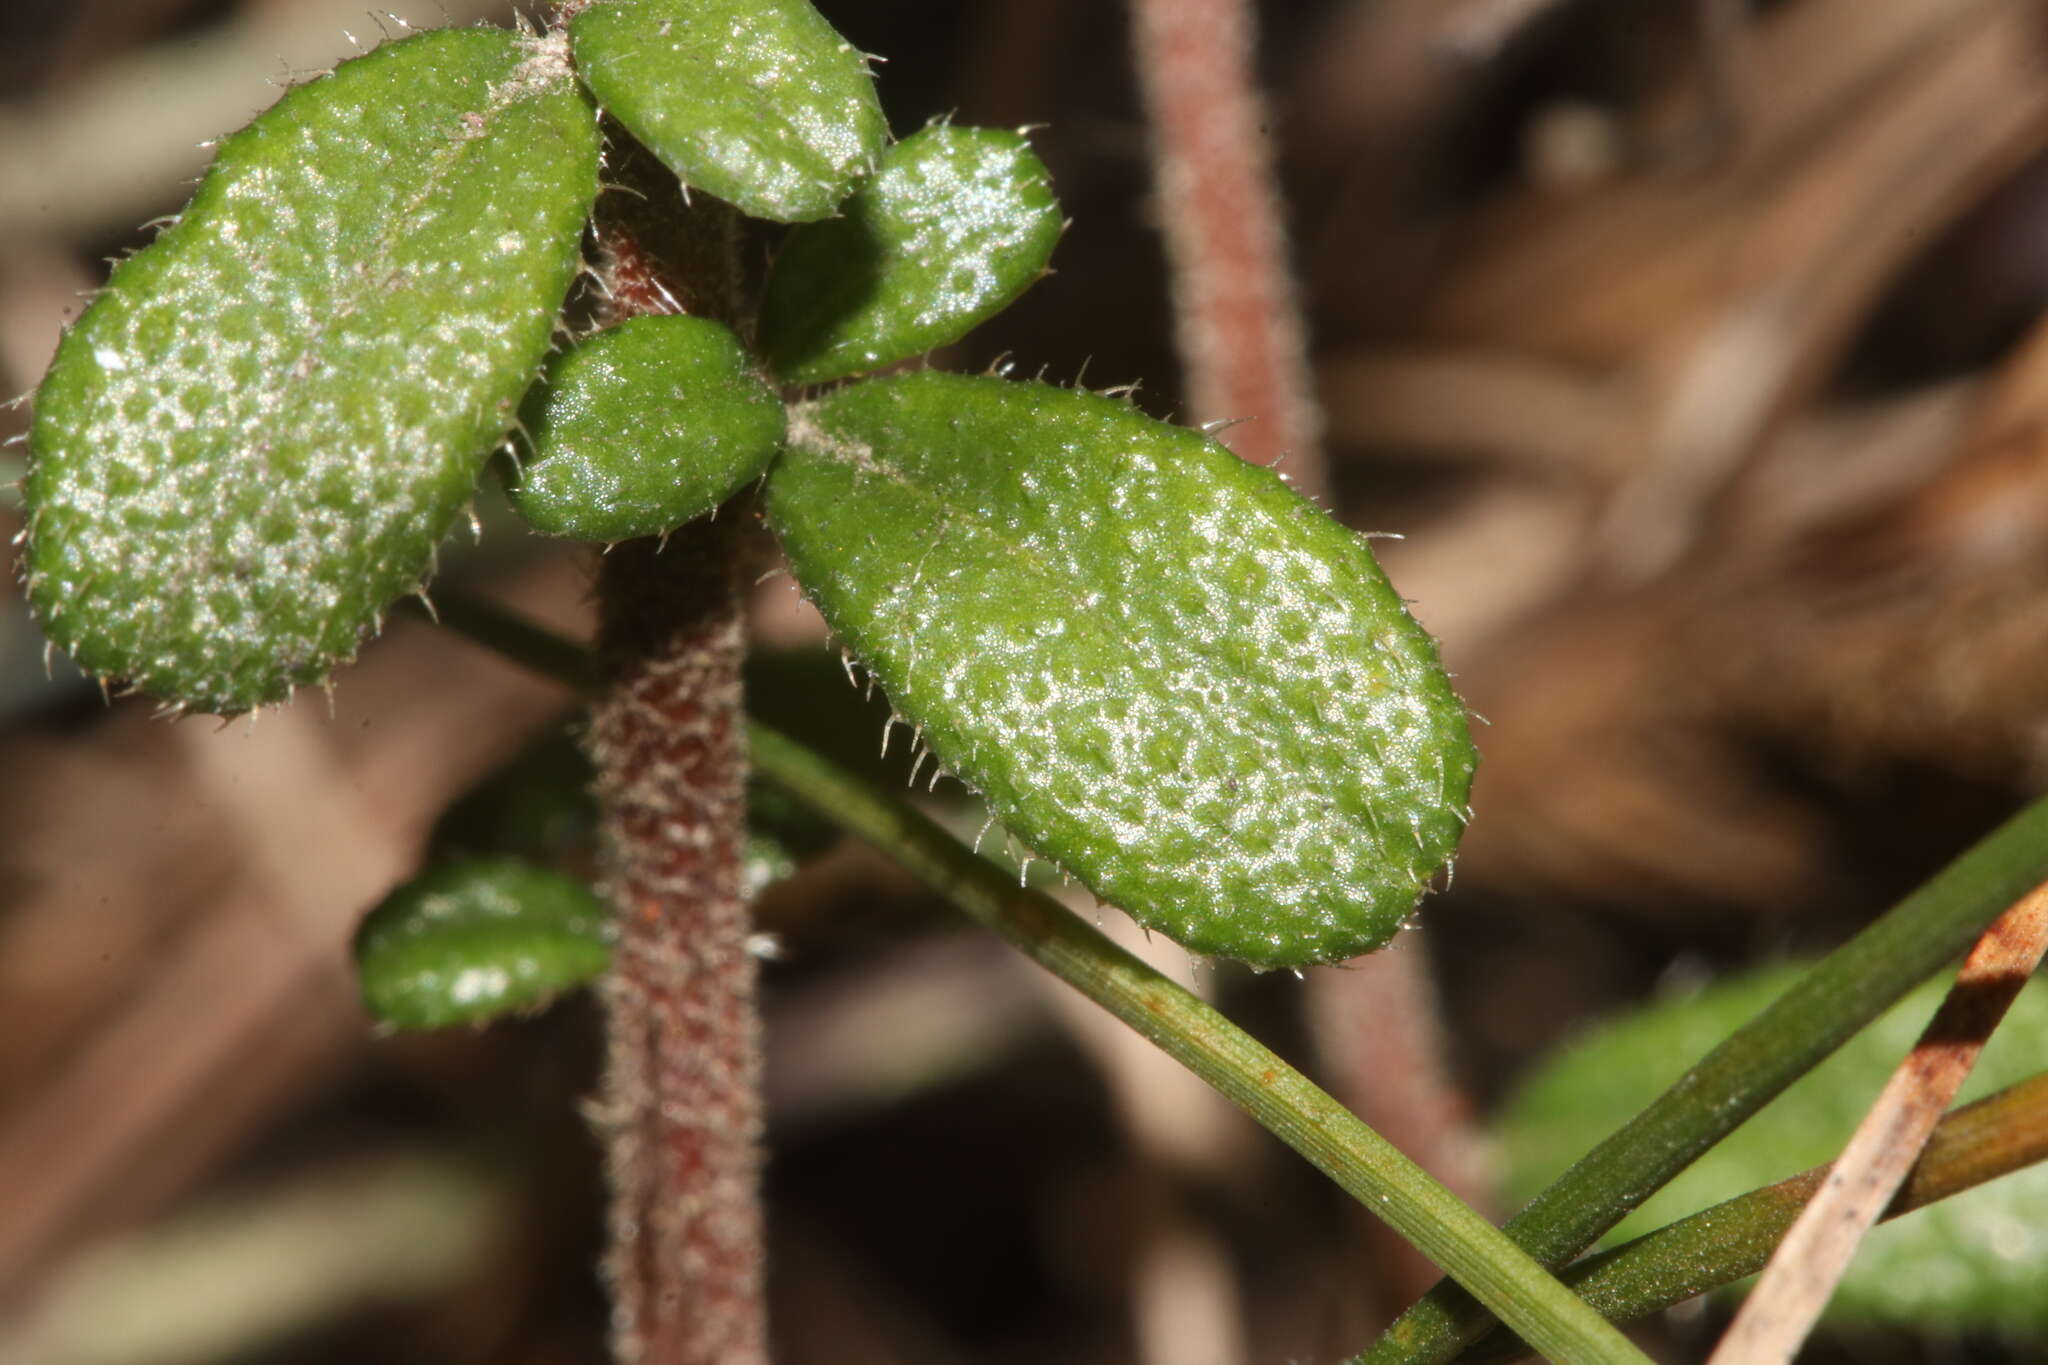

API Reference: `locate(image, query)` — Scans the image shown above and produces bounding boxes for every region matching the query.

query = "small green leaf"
[569,0,888,223]
[767,373,1476,969]
[1497,963,2048,1334]
[505,315,784,543]
[23,29,600,712]
[759,122,1062,383]
[353,857,613,1031]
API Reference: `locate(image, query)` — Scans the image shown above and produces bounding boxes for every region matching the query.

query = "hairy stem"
[425,596,1644,1362]
[580,132,764,1364]
[1129,0,1481,1312]
[587,525,762,1365]
[1128,0,1324,495]
[428,595,2048,1365]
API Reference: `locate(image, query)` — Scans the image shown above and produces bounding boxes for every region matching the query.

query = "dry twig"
[1707,879,2048,1364]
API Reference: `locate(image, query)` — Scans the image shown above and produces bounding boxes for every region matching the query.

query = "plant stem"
[742,721,1651,1365]
[1310,939,1495,1313]
[429,591,594,693]
[587,525,763,1365]
[579,133,764,1364]
[1459,1068,2048,1364]
[421,593,597,692]
[429,596,2048,1365]
[421,595,2048,1365]
[1362,793,2048,1365]
[1128,0,1324,495]
[428,598,1621,1354]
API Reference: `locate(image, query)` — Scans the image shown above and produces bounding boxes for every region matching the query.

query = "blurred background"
[4,0,2048,1360]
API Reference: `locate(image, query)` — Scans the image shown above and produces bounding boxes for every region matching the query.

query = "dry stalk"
[1707,878,2048,1364]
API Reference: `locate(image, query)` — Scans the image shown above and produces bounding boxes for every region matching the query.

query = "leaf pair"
[26,6,1062,710]
[355,733,837,1029]
[502,121,1063,541]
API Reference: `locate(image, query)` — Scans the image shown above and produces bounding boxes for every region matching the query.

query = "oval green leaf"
[506,315,784,543]
[569,0,887,223]
[353,857,614,1031]
[759,122,1062,383]
[23,28,600,713]
[1497,963,2048,1334]
[767,372,1476,969]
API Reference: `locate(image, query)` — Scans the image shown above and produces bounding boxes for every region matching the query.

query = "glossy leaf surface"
[24,28,599,712]
[506,315,784,543]
[1498,963,2048,1333]
[569,0,887,223]
[759,122,1061,382]
[353,857,614,1031]
[768,373,1476,968]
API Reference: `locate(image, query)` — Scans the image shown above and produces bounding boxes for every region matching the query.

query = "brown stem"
[580,131,766,1365]
[1128,0,1326,498]
[588,526,762,1365]
[1309,946,1496,1315]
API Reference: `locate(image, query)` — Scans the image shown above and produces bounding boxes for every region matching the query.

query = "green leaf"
[505,315,784,543]
[23,28,600,713]
[353,857,614,1031]
[568,0,888,223]
[767,372,1476,969]
[1496,963,2048,1335]
[759,121,1063,383]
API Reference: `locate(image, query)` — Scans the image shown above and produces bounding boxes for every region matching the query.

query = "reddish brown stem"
[1309,946,1496,1314]
[588,526,762,1365]
[1128,0,1325,497]
[581,137,765,1365]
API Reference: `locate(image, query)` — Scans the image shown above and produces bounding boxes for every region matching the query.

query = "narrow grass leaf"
[1496,961,2048,1335]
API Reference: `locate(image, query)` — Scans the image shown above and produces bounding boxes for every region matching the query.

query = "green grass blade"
[745,719,1647,1365]
[1362,792,2048,1364]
